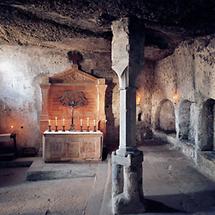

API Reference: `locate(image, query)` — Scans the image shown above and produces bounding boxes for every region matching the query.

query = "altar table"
[43,131,103,162]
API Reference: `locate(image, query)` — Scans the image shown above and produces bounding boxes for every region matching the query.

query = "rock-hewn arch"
[178,100,194,143]
[200,99,215,151]
[155,99,176,134]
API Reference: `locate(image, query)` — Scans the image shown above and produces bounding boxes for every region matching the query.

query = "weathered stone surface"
[43,131,103,162]
[112,151,145,214]
[1,1,215,61]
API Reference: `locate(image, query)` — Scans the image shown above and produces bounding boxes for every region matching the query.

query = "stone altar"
[43,130,103,162]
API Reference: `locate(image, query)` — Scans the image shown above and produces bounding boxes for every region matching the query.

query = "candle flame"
[136,96,141,105]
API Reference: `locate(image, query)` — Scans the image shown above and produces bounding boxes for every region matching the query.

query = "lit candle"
[48,119,51,126]
[80,119,83,126]
[87,117,89,126]
[10,125,14,129]
[93,119,96,126]
[136,95,141,105]
[55,117,58,126]
[62,118,65,126]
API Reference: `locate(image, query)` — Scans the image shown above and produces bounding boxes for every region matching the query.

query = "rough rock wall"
[0,38,119,153]
[152,34,215,153]
[136,60,154,142]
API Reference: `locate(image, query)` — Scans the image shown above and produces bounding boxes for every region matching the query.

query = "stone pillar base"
[112,149,145,214]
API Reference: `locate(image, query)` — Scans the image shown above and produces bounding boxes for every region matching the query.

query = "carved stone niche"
[40,64,107,136]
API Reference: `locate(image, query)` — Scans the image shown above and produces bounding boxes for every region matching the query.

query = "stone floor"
[142,141,215,213]
[0,141,215,215]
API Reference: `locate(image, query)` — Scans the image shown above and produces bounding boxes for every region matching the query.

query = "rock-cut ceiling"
[0,0,215,61]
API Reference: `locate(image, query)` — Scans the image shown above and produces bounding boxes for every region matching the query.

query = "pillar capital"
[112,17,145,89]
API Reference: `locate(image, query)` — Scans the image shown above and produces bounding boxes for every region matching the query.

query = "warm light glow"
[80,119,83,126]
[136,94,141,105]
[93,119,96,126]
[173,93,179,103]
[62,118,65,126]
[10,125,14,129]
[48,119,51,126]
[87,117,90,126]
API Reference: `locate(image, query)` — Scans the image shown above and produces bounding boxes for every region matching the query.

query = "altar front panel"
[43,131,103,162]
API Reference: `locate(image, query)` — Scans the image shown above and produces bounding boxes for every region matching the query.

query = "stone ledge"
[153,130,195,159]
[0,157,34,168]
[197,152,215,181]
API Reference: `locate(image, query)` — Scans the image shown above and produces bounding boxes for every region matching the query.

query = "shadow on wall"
[155,99,176,135]
[178,100,195,144]
[105,79,119,149]
[200,98,215,151]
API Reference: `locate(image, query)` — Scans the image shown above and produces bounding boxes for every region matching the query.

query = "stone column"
[111,17,145,214]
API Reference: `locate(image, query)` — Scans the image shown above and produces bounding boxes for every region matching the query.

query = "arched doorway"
[201,99,215,151]
[156,99,176,134]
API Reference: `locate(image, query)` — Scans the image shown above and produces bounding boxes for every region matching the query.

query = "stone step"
[0,157,33,168]
[26,157,99,181]
[0,153,16,161]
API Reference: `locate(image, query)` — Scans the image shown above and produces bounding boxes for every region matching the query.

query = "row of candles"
[49,117,96,127]
[48,117,97,132]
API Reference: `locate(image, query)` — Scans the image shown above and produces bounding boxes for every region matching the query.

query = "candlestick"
[55,125,58,132]
[70,117,75,131]
[80,125,83,132]
[48,125,52,132]
[70,124,75,131]
[93,125,96,132]
[62,125,65,132]
[55,116,58,126]
[87,117,89,126]
[87,126,90,132]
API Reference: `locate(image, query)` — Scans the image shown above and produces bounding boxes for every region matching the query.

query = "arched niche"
[200,98,215,151]
[155,99,176,134]
[178,100,195,143]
